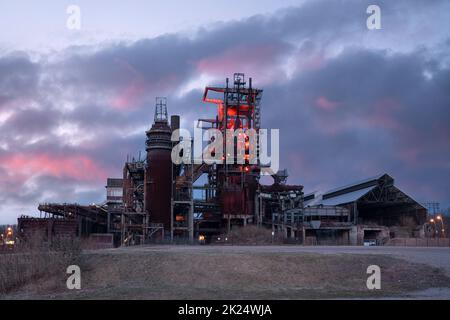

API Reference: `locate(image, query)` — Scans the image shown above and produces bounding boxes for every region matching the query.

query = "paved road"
[114,245,450,276]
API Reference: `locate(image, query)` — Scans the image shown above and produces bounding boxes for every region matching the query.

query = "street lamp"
[436,215,445,237]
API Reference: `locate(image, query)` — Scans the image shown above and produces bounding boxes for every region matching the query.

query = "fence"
[386,237,450,247]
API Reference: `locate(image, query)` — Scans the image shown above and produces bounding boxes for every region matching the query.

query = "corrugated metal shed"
[323,173,385,195]
[302,173,427,226]
[304,186,375,206]
[304,192,323,206]
[304,174,391,207]
[320,186,375,205]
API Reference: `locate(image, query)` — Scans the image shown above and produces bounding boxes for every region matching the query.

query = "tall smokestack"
[144,97,172,237]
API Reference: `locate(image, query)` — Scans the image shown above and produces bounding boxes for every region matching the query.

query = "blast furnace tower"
[145,97,173,235]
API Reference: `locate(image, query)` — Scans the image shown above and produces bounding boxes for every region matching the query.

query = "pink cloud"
[315,96,339,111]
[112,81,146,110]
[111,74,179,110]
[0,153,108,183]
[110,59,147,110]
[196,44,286,83]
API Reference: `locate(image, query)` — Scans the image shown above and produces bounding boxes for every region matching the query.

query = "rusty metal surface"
[145,106,173,231]
[18,216,78,240]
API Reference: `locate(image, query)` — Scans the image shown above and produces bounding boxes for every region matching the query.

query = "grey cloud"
[261,47,450,202]
[0,0,450,224]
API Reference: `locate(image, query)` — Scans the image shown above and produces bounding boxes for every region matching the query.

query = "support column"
[107,211,111,233]
[349,226,358,245]
[189,200,194,244]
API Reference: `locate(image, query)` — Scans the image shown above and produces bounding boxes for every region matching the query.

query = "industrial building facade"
[19,74,431,247]
[273,173,428,245]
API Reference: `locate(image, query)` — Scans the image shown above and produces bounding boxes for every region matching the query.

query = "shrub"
[0,236,81,294]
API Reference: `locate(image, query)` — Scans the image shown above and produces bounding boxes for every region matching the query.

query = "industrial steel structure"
[24,74,434,247]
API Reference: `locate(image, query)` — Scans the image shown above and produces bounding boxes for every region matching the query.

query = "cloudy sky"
[1,0,449,223]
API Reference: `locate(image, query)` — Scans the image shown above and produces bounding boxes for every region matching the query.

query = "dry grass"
[0,236,81,295]
[4,248,450,299]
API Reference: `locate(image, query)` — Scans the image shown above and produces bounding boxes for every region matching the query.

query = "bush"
[0,236,81,294]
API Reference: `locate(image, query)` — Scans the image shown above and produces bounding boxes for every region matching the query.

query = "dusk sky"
[1,0,449,224]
